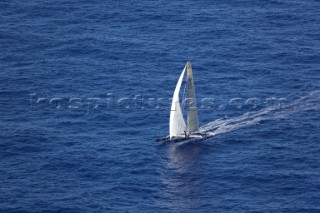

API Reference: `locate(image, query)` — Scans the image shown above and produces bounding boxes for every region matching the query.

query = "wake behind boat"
[157,62,214,143]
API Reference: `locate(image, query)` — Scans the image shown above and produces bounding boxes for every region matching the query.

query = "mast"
[186,62,199,133]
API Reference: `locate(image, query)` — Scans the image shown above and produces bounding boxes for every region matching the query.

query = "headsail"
[186,62,199,133]
[170,66,187,139]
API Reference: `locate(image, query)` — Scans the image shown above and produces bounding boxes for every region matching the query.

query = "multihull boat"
[157,62,214,143]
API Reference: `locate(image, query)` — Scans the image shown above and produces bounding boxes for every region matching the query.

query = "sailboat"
[157,62,214,143]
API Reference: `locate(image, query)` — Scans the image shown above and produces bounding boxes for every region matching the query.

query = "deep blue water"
[1,0,320,212]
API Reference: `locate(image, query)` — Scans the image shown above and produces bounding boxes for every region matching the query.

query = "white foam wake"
[199,90,320,136]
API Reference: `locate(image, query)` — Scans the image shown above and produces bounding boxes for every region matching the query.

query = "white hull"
[157,132,214,143]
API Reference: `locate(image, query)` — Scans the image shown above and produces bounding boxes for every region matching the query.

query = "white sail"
[170,66,187,139]
[186,62,199,133]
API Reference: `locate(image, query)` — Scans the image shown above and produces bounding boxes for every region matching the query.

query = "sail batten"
[169,66,187,139]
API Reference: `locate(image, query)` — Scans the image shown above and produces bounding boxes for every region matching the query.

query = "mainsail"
[169,66,187,139]
[186,62,199,133]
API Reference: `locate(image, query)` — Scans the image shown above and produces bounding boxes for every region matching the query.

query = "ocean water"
[1,0,320,212]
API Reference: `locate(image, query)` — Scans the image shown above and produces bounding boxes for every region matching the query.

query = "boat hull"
[156,132,214,143]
